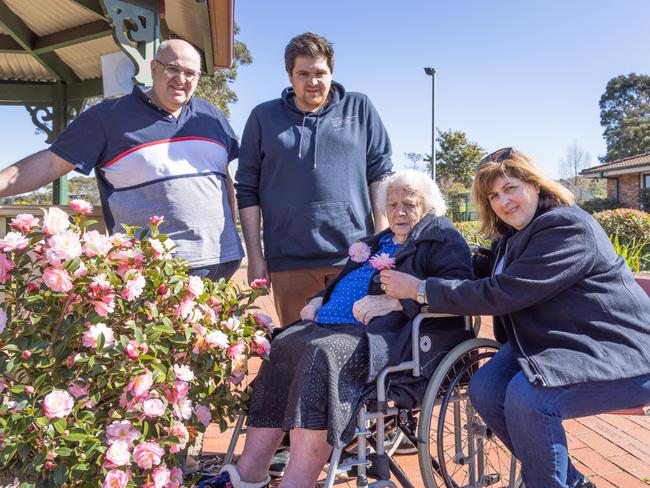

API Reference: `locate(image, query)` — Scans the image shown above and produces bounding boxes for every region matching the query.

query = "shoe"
[268,448,290,478]
[198,464,270,488]
[384,430,417,455]
[574,474,596,488]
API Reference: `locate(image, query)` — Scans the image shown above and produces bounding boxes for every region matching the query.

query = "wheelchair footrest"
[367,453,391,480]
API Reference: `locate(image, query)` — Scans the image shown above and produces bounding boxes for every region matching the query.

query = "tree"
[403,152,424,171]
[599,73,650,162]
[193,24,253,118]
[559,141,592,199]
[424,129,486,190]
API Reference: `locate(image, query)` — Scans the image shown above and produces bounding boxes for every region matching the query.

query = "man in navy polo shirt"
[0,39,243,280]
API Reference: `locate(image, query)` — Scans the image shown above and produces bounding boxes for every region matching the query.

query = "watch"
[416,279,428,304]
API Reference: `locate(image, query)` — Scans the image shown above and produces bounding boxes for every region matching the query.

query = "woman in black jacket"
[381,148,650,488]
[207,170,472,488]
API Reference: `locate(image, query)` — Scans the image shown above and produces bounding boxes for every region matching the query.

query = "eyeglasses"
[478,147,514,167]
[154,59,200,82]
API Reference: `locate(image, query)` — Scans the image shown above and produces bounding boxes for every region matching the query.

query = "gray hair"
[377,169,447,216]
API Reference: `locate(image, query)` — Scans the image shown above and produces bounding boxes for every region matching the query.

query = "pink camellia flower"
[252,312,273,327]
[0,308,6,335]
[222,316,242,332]
[170,420,189,449]
[205,330,229,349]
[73,261,88,278]
[42,267,73,293]
[169,467,183,487]
[172,381,188,402]
[42,207,70,235]
[250,278,269,289]
[192,335,206,355]
[10,214,39,232]
[68,383,88,399]
[102,469,130,488]
[172,397,193,420]
[174,296,195,321]
[125,340,148,359]
[252,333,271,356]
[82,323,115,349]
[149,215,164,225]
[173,364,194,382]
[48,230,82,260]
[0,253,13,284]
[106,420,141,446]
[187,275,205,298]
[43,390,74,419]
[147,238,166,259]
[142,398,166,418]
[157,284,170,298]
[349,241,371,263]
[132,441,164,470]
[152,464,171,488]
[195,404,211,428]
[122,272,145,301]
[70,199,93,215]
[0,232,29,252]
[94,299,115,317]
[226,341,246,359]
[104,439,131,467]
[22,350,32,359]
[83,230,112,257]
[369,252,396,271]
[126,370,153,398]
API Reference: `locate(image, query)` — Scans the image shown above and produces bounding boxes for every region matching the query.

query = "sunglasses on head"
[478,147,514,167]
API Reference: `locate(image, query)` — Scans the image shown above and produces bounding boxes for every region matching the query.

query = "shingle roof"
[581,153,650,176]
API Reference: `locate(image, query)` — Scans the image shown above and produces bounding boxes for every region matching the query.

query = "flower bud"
[21,350,32,359]
[45,461,54,470]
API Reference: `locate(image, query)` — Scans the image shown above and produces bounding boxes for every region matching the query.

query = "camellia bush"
[0,202,273,487]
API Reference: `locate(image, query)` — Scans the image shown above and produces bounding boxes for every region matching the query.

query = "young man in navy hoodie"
[236,32,393,328]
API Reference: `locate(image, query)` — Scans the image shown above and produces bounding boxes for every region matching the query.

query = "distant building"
[581,153,650,209]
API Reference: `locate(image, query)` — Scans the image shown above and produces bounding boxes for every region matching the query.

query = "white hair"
[377,169,447,216]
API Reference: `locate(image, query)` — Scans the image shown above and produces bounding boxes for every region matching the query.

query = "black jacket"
[319,213,473,381]
[425,205,650,387]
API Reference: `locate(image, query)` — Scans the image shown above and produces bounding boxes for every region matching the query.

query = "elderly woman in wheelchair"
[204,169,473,488]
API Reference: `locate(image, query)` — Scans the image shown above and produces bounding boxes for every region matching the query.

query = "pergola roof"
[0,0,234,104]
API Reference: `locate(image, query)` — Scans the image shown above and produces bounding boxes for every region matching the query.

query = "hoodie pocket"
[280,201,364,258]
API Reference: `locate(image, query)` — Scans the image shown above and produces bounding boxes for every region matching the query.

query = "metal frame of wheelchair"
[223,311,522,488]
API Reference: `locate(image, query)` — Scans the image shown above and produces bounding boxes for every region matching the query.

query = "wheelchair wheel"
[417,338,521,488]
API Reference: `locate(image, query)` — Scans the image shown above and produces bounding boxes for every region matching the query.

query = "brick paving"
[202,269,650,487]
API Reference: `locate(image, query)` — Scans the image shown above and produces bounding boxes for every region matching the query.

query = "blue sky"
[1,0,648,178]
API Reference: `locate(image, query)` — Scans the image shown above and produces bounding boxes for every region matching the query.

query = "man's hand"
[247,254,270,286]
[379,270,421,300]
[300,297,323,321]
[352,294,403,325]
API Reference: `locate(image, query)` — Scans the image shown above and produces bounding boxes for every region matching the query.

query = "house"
[581,153,650,209]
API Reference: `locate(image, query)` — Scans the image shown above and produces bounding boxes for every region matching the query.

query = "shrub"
[578,197,621,214]
[454,221,491,247]
[609,232,650,273]
[0,203,273,486]
[593,208,650,245]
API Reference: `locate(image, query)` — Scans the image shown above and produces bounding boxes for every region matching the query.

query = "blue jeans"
[469,342,650,488]
[189,259,241,282]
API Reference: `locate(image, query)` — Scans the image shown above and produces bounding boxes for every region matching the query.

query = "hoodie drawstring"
[298,114,320,169]
[298,115,306,158]
[313,116,320,169]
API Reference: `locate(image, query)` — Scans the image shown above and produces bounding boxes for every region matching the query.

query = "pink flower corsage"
[349,241,371,263]
[369,252,396,270]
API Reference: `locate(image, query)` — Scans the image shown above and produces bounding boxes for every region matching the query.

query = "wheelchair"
[223,311,521,488]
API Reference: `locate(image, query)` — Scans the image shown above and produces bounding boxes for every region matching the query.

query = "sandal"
[197,464,270,488]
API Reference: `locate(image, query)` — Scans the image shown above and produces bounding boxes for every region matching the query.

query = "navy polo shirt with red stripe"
[50,86,243,268]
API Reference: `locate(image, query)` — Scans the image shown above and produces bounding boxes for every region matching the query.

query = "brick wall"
[607,175,640,208]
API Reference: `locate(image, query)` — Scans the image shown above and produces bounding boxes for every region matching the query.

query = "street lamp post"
[424,67,436,181]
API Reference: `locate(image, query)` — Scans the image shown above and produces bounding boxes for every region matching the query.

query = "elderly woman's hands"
[300,297,324,321]
[379,270,421,300]
[352,294,403,325]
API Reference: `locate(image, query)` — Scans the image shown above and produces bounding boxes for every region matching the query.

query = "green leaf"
[53,463,68,486]
[55,447,73,457]
[64,433,87,442]
[52,417,67,434]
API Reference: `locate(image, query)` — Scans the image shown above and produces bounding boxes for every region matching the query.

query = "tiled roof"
[581,153,650,175]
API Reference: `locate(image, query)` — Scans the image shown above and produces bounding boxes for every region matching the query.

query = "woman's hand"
[300,297,323,321]
[353,294,403,325]
[379,270,421,300]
